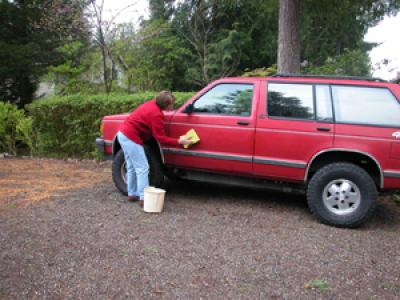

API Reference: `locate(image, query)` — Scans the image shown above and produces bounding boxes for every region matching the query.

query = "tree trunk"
[277,0,300,74]
[100,46,111,94]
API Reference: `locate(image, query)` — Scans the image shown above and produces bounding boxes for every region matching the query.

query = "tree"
[277,0,300,73]
[115,20,191,91]
[142,0,399,88]
[301,0,400,66]
[29,0,400,96]
[304,49,371,76]
[45,41,99,95]
[172,0,246,86]
[0,0,89,107]
[149,0,175,20]
[88,0,117,94]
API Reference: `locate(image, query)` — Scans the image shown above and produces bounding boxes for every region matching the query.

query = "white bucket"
[143,187,166,213]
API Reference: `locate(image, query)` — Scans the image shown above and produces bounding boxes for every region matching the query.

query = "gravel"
[0,158,399,299]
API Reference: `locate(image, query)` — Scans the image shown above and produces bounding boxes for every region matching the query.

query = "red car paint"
[98,76,400,190]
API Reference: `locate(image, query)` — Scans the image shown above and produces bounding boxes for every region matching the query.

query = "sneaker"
[127,196,139,202]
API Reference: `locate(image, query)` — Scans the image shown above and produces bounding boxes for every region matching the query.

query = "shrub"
[26,92,195,158]
[242,65,277,77]
[0,102,33,155]
[303,49,371,77]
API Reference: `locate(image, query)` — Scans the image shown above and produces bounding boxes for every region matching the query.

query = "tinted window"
[332,86,400,127]
[267,83,314,119]
[316,85,333,121]
[192,84,253,116]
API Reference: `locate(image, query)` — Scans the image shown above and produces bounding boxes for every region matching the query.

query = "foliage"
[149,0,175,20]
[174,2,231,85]
[117,20,192,92]
[304,279,330,292]
[304,49,371,77]
[0,0,89,108]
[0,102,33,155]
[45,41,97,95]
[393,194,400,206]
[300,0,400,65]
[26,92,195,158]
[171,0,278,86]
[87,0,123,94]
[5,0,399,104]
[242,65,277,77]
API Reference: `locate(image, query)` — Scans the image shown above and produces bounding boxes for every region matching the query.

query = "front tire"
[112,148,165,196]
[307,162,377,228]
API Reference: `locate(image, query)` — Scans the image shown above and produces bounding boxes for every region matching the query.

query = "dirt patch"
[0,158,400,299]
[0,157,110,209]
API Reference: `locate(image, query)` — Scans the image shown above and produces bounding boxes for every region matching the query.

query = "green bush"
[0,102,33,155]
[242,65,277,77]
[304,49,371,77]
[26,92,195,158]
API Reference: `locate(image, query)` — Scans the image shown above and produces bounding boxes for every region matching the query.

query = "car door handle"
[237,120,250,126]
[316,127,331,132]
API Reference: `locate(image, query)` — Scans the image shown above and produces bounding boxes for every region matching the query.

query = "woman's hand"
[178,136,192,146]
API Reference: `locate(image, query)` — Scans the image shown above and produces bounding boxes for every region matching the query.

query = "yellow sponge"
[181,128,200,148]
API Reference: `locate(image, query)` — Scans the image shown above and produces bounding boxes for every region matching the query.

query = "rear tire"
[112,147,165,196]
[307,162,377,228]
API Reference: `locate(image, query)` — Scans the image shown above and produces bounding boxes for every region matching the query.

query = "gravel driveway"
[1,158,399,299]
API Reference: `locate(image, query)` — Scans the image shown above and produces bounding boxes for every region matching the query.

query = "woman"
[117,91,192,205]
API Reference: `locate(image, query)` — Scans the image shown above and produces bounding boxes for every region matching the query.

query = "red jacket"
[119,100,178,147]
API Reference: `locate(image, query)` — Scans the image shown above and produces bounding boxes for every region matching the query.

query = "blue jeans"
[117,131,149,200]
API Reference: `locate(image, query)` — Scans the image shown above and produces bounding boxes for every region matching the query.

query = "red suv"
[96,74,400,227]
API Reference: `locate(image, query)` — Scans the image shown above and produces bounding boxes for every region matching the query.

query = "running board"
[169,168,306,195]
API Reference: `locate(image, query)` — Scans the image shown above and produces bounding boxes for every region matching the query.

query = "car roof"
[215,74,393,87]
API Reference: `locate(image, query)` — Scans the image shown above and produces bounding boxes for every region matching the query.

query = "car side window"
[332,85,400,127]
[192,83,253,116]
[267,83,314,120]
[316,85,333,122]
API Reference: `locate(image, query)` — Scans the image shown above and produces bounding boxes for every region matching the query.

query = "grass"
[392,194,400,205]
[305,279,330,292]
[237,283,254,293]
[131,271,141,279]
[380,281,395,291]
[1,203,18,210]
[144,246,160,254]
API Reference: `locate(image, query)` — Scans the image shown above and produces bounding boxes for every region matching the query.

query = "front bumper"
[96,137,105,152]
[95,137,113,160]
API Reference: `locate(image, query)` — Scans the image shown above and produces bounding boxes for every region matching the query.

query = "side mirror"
[183,103,194,114]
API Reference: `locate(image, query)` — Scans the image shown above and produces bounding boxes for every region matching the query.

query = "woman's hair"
[156,90,175,109]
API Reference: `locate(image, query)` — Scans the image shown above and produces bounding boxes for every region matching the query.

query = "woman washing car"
[117,91,192,206]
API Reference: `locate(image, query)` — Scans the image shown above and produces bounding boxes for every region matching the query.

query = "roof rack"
[272,73,387,83]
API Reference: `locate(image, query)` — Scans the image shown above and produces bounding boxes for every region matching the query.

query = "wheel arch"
[112,135,165,164]
[144,138,165,165]
[305,149,383,189]
[112,135,121,157]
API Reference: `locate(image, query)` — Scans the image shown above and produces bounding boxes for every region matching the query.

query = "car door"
[331,84,400,188]
[164,80,260,175]
[254,80,335,181]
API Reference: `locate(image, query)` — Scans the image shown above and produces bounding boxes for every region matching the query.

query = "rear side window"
[316,85,333,122]
[192,83,253,116]
[267,83,314,120]
[332,86,400,127]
